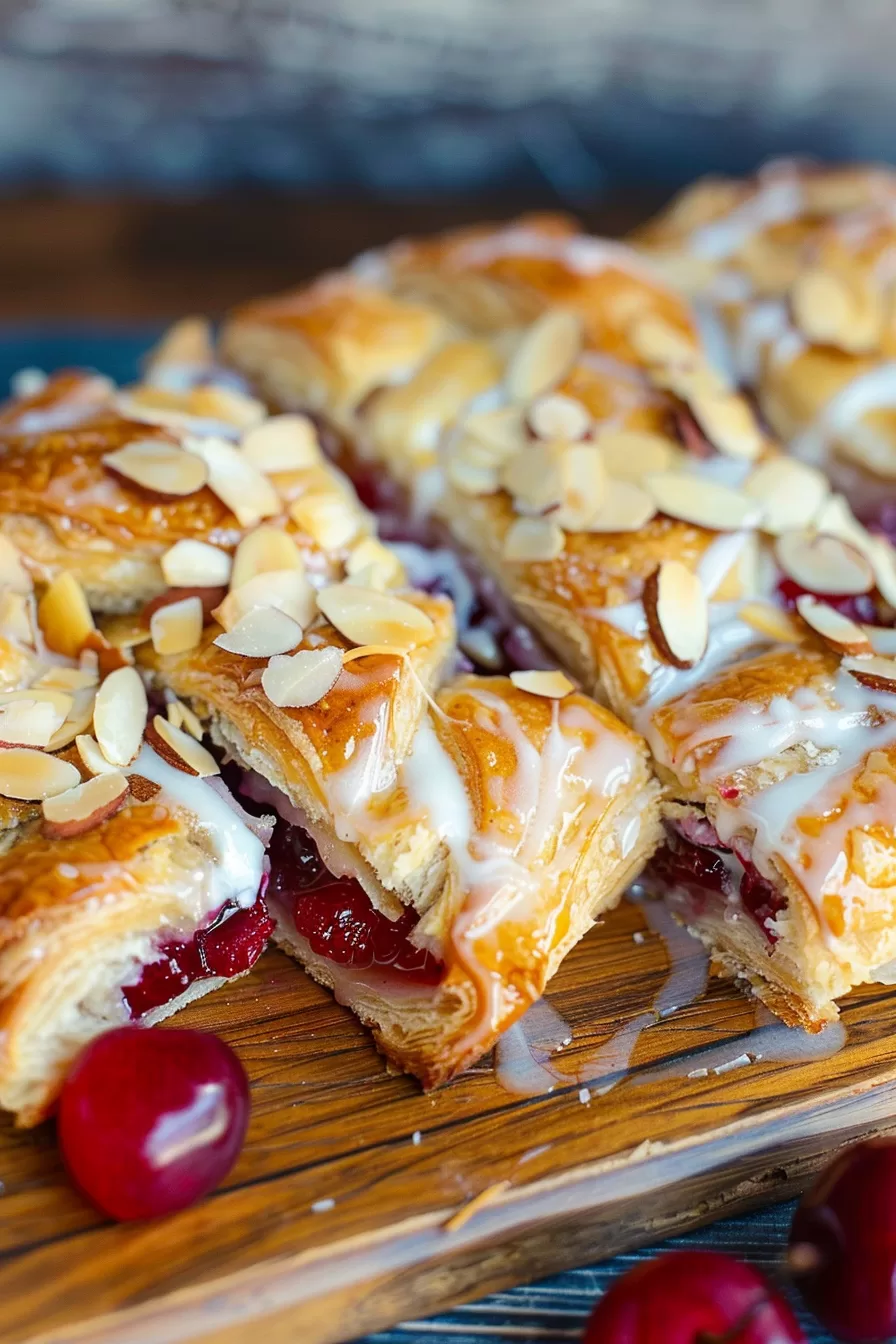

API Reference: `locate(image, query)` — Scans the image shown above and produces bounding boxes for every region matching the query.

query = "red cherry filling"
[268,820,445,985]
[124,892,274,1019]
[650,831,787,945]
[776,577,881,626]
[582,1249,805,1344]
[58,1026,249,1221]
[738,859,788,946]
[789,1138,896,1343]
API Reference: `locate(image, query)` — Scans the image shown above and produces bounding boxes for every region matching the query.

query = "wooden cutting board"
[7,895,896,1344]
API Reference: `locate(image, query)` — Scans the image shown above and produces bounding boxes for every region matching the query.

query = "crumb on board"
[311,1198,335,1214]
[411,1130,422,1145]
[632,931,645,944]
[578,1087,591,1104]
[443,1180,512,1234]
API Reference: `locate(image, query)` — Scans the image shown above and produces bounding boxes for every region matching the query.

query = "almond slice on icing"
[166,698,204,740]
[502,516,566,562]
[0,748,80,801]
[33,666,98,692]
[596,430,678,482]
[792,266,883,354]
[47,688,99,752]
[812,494,875,557]
[231,526,305,590]
[148,714,219,777]
[738,601,805,644]
[583,479,657,533]
[289,491,360,550]
[190,385,267,431]
[316,584,435,648]
[463,406,527,457]
[183,436,280,527]
[76,733,119,775]
[0,690,72,748]
[213,606,302,658]
[161,539,232,588]
[212,568,317,632]
[261,647,344,709]
[843,654,896,694]
[776,530,875,596]
[93,666,148,767]
[500,443,565,514]
[509,669,575,699]
[744,458,830,535]
[795,596,874,656]
[103,441,209,496]
[0,536,32,594]
[506,309,583,403]
[643,561,709,669]
[345,538,405,590]
[689,392,763,461]
[42,771,130,839]
[646,471,761,532]
[628,314,697,366]
[241,415,322,473]
[150,595,204,657]
[37,571,96,659]
[446,454,501,497]
[526,393,592,442]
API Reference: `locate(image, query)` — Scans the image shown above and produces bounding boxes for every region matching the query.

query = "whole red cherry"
[582,1249,805,1344]
[58,1026,249,1221]
[789,1138,896,1342]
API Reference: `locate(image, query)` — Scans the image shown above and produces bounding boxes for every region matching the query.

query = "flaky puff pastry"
[646,643,896,1029]
[634,159,896,507]
[139,606,660,1088]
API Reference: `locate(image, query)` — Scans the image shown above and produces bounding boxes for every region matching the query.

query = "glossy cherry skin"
[58,1027,249,1221]
[789,1139,896,1342]
[582,1250,805,1344]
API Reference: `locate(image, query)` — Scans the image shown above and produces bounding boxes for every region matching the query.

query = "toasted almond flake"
[0,690,72,747]
[646,472,760,532]
[165,700,184,730]
[652,360,727,405]
[583,479,657,533]
[191,385,266,430]
[744,458,830,534]
[150,596,204,657]
[33,666,98,692]
[643,561,708,669]
[103,440,209,497]
[42,771,130,839]
[690,392,763,461]
[552,443,607,530]
[317,584,435,649]
[214,606,302,658]
[0,536,32,594]
[628,315,696,367]
[161,539,232,589]
[36,571,96,659]
[792,267,883,354]
[0,591,33,645]
[231,526,305,591]
[212,568,317,632]
[345,538,404,590]
[526,393,592,441]
[867,536,896,608]
[76,733,119,775]
[340,643,409,664]
[148,714,219,777]
[500,443,566,514]
[145,317,213,374]
[502,516,566,562]
[509,669,575,699]
[506,310,583,402]
[446,455,501,497]
[738,601,805,644]
[183,436,280,527]
[0,748,81,801]
[129,774,162,802]
[596,430,678,482]
[241,415,322,473]
[262,647,344,708]
[167,698,204,740]
[812,494,875,557]
[776,530,875,596]
[47,688,98,752]
[463,406,527,458]
[843,654,896,693]
[93,666,148,767]
[289,491,360,550]
[795,596,874,656]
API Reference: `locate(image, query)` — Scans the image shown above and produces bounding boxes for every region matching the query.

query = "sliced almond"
[744,458,830,535]
[867,536,896,608]
[241,415,322,473]
[340,643,411,664]
[0,748,80,801]
[33,666,98,692]
[289,491,360,550]
[843,654,896,694]
[37,571,96,659]
[526,393,592,441]
[643,561,709,669]
[262,647,344,709]
[76,733,119,776]
[183,436,280,527]
[509,669,575,699]
[0,536,32,594]
[502,516,566,562]
[506,310,583,402]
[103,441,209,497]
[0,591,34,645]
[553,443,607,530]
[583,479,657,533]
[42,771,130,839]
[813,494,875,557]
[738,601,805,644]
[150,596,204,657]
[795,595,874,656]
[0,690,72,748]
[345,538,404,590]
[145,316,214,374]
[147,715,219,777]
[690,392,763,461]
[212,568,317,632]
[231,526,305,591]
[463,405,527,458]
[646,472,761,532]
[189,385,266,431]
[47,688,99,752]
[628,315,697,367]
[161,539,232,589]
[167,698,204,741]
[792,266,883,354]
[93,665,148,767]
[776,530,875,596]
[500,443,566,514]
[316,584,435,649]
[446,455,501,497]
[596,429,678,483]
[214,606,302,658]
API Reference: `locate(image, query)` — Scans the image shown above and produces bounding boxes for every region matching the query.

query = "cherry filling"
[776,576,882,626]
[267,820,445,985]
[123,893,275,1019]
[649,829,787,947]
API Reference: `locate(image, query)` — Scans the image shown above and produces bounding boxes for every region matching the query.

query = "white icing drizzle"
[451,227,672,290]
[689,167,805,263]
[790,361,896,478]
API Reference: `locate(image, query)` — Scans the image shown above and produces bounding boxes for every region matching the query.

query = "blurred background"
[0,0,890,317]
